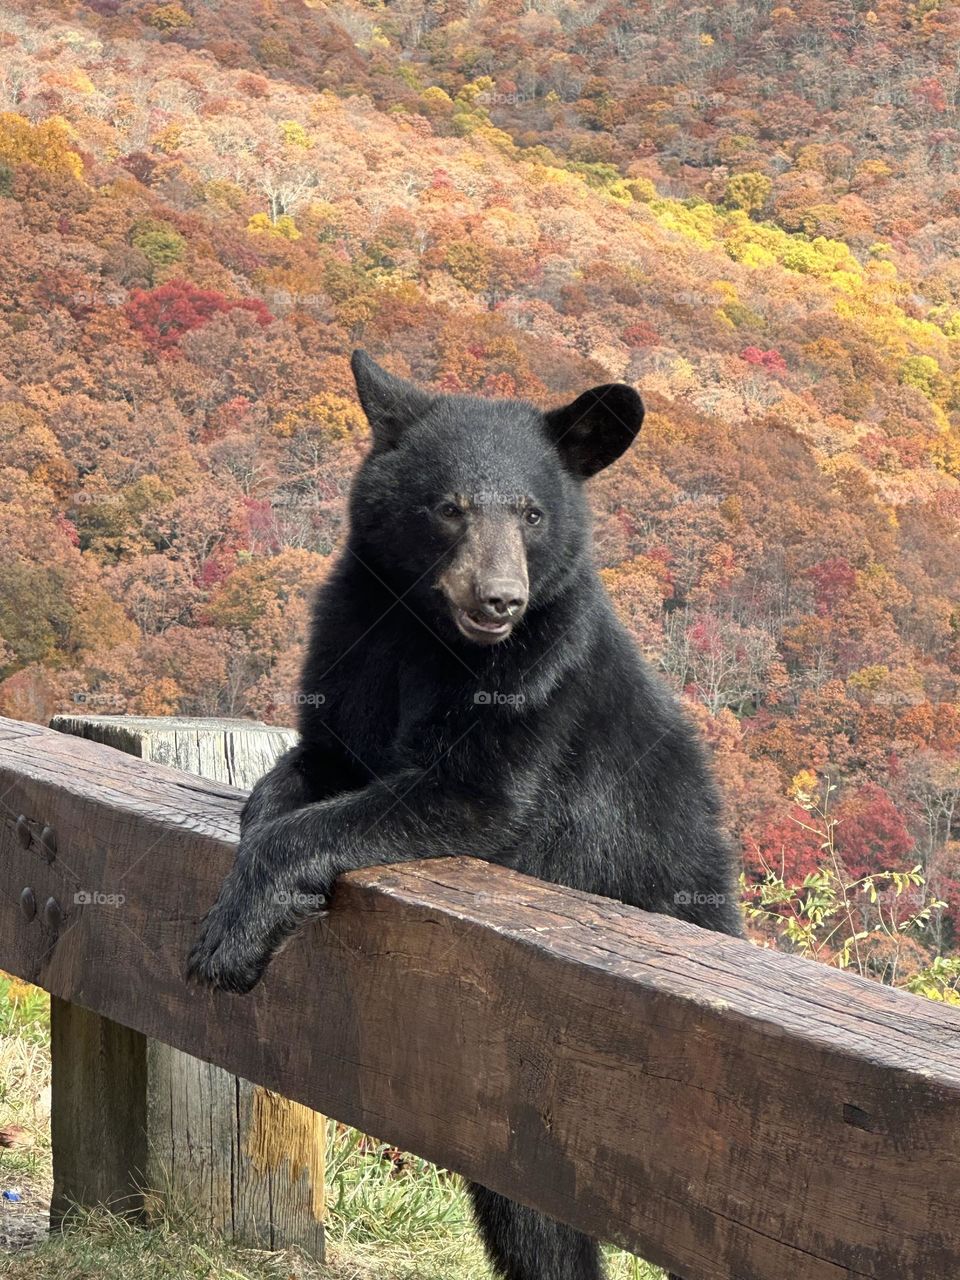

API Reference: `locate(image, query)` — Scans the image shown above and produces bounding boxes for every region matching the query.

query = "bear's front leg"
[186,826,334,993]
[186,757,522,995]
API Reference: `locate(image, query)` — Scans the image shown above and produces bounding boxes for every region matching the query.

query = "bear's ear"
[351,350,435,450]
[544,384,644,478]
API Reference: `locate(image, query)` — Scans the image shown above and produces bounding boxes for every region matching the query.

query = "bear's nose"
[478,579,528,618]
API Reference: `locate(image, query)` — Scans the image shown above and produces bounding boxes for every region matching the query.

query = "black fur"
[188,351,742,1280]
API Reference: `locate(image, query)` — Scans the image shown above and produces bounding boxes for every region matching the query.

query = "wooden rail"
[0,714,959,1280]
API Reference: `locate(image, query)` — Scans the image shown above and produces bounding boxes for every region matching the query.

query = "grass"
[0,976,661,1280]
[0,975,52,1202]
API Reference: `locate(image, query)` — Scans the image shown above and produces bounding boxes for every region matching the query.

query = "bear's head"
[348,350,644,647]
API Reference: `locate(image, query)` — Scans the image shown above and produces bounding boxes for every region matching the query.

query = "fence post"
[48,715,326,1258]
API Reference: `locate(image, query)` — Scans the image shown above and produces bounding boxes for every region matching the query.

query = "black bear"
[188,350,742,1280]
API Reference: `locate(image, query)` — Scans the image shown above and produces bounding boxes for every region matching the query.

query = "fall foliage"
[0,0,957,969]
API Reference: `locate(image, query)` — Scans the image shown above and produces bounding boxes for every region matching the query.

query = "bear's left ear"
[544,384,644,478]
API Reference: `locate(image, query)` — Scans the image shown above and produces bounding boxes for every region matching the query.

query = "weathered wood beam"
[1,715,959,1280]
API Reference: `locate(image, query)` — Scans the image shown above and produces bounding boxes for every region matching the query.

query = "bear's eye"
[437,502,464,520]
[525,508,544,526]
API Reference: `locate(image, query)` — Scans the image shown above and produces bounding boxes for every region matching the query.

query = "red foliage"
[239,496,280,554]
[622,321,659,348]
[197,551,235,589]
[55,514,80,547]
[806,558,857,615]
[834,784,915,880]
[912,77,947,113]
[741,346,787,373]
[125,280,273,354]
[745,804,824,884]
[480,372,520,398]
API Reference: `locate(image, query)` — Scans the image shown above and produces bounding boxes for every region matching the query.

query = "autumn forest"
[1,0,960,986]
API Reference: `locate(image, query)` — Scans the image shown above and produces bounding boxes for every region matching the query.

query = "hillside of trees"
[1,0,958,977]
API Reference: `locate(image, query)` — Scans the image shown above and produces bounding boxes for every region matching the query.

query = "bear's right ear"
[351,350,435,451]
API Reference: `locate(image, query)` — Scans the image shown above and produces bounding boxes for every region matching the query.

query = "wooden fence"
[0,713,959,1280]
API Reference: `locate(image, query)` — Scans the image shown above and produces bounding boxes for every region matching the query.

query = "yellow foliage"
[482,207,537,248]
[0,112,83,180]
[474,123,518,155]
[726,238,778,269]
[650,199,719,249]
[788,769,819,803]
[711,279,740,303]
[626,176,656,202]
[456,77,495,106]
[724,171,771,214]
[44,69,96,95]
[247,212,301,239]
[847,665,890,693]
[138,678,182,716]
[204,179,246,210]
[152,124,183,153]
[420,86,454,113]
[899,354,943,399]
[280,119,310,147]
[310,91,341,118]
[272,393,367,441]
[930,432,960,476]
[148,2,192,30]
[3,977,35,1002]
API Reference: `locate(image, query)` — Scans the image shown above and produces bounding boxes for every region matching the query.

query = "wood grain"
[1,715,959,1280]
[49,996,147,1222]
[49,714,324,1257]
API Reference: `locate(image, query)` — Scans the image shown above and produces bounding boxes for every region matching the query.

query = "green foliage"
[721,300,766,329]
[899,354,944,400]
[724,172,772,216]
[130,219,187,272]
[906,956,960,1004]
[567,159,635,201]
[445,240,490,293]
[0,972,49,1044]
[743,778,950,992]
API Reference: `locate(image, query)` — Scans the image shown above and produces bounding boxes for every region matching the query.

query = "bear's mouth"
[453,608,514,645]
